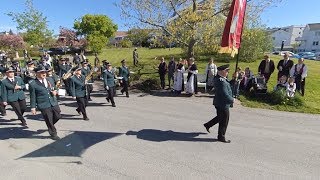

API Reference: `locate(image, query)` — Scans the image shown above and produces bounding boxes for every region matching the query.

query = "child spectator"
[286,77,296,97]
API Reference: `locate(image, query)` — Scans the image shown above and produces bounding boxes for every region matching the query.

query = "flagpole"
[235,0,248,73]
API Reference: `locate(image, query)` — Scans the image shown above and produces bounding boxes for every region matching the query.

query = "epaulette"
[219,77,224,82]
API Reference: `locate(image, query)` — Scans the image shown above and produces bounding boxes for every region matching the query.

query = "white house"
[268,25,304,51]
[296,23,320,52]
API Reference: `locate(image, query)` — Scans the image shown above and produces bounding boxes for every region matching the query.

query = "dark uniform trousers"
[295,75,306,96]
[107,87,116,105]
[121,80,129,96]
[159,74,166,89]
[0,104,6,115]
[76,97,88,118]
[204,106,230,140]
[40,105,61,136]
[9,99,27,122]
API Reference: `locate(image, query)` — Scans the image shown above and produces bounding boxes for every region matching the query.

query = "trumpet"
[62,64,76,80]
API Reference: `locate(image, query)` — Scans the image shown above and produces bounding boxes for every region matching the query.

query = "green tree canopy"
[74,14,118,53]
[7,0,53,46]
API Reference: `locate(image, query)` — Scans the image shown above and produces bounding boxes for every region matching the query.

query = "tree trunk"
[187,38,196,58]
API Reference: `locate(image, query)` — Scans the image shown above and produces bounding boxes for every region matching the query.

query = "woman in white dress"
[173,58,185,94]
[185,58,198,95]
[204,58,217,92]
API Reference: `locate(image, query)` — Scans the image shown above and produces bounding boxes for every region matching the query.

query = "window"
[313,41,319,46]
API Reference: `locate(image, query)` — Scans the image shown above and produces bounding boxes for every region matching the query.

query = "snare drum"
[58,89,66,96]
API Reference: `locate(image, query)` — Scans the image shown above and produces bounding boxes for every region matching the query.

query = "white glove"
[106,86,109,90]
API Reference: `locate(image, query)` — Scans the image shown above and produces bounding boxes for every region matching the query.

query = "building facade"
[268,25,304,51]
[296,23,320,52]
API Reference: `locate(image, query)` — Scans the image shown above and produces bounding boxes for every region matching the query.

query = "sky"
[0,0,319,35]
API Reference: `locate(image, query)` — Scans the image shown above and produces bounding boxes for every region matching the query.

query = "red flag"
[219,0,247,57]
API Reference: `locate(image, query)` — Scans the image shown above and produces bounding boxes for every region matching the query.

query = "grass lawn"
[85,48,320,114]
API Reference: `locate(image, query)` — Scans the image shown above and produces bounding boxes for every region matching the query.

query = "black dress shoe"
[106,97,110,103]
[218,139,231,143]
[50,135,60,140]
[83,117,90,121]
[121,91,124,95]
[112,104,116,107]
[126,95,129,98]
[88,98,92,101]
[203,124,210,133]
[76,109,82,115]
[21,122,28,127]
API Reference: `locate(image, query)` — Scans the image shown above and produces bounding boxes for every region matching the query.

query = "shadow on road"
[148,90,214,98]
[18,131,122,158]
[0,126,47,140]
[126,129,215,142]
[24,114,80,121]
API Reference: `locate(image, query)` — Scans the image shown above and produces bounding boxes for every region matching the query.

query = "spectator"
[173,58,185,94]
[186,57,198,95]
[258,54,275,83]
[133,48,139,66]
[277,52,294,80]
[290,57,308,96]
[274,75,288,91]
[240,67,254,92]
[158,57,167,89]
[204,58,217,92]
[231,67,243,98]
[167,57,176,89]
[286,77,296,97]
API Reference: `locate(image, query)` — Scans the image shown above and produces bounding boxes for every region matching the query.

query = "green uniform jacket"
[119,66,130,81]
[1,76,26,102]
[47,74,60,86]
[213,75,234,109]
[103,70,115,88]
[29,78,58,110]
[0,81,3,102]
[70,75,86,98]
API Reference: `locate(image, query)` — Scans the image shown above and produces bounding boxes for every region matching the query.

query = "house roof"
[308,23,320,31]
[115,31,128,37]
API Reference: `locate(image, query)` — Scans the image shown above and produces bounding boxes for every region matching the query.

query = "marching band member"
[103,63,116,107]
[81,61,93,101]
[119,59,130,97]
[71,66,90,120]
[47,67,60,87]
[29,66,62,140]
[0,80,7,116]
[1,67,27,126]
[11,61,22,77]
[23,60,36,83]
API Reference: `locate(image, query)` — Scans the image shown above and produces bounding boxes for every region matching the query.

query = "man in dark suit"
[0,81,7,116]
[103,63,116,107]
[2,67,27,126]
[71,66,89,120]
[258,54,275,83]
[158,57,167,89]
[203,64,234,143]
[119,59,130,97]
[277,53,294,80]
[29,66,61,140]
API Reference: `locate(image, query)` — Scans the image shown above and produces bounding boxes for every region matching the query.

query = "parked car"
[301,52,316,60]
[279,51,299,58]
[314,52,320,61]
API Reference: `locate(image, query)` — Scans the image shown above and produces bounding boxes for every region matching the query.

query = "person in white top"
[290,58,308,96]
[204,58,217,92]
[286,77,296,97]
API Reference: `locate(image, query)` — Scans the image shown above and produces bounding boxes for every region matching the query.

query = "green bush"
[269,89,304,107]
[132,78,160,93]
[120,39,133,48]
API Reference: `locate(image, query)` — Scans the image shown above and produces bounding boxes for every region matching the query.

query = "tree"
[0,34,25,50]
[119,0,282,58]
[7,0,53,46]
[127,28,153,47]
[74,14,118,53]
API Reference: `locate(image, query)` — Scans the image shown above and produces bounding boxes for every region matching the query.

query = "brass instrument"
[62,64,76,80]
[85,68,94,82]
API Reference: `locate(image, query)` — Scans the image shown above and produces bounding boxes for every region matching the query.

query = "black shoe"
[121,91,124,95]
[203,124,210,133]
[112,104,116,107]
[1,113,6,116]
[50,135,60,140]
[83,117,89,121]
[218,138,231,143]
[106,97,110,103]
[76,109,81,115]
[21,122,28,127]
[126,95,129,98]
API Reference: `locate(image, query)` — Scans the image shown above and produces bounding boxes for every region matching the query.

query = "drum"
[58,89,66,96]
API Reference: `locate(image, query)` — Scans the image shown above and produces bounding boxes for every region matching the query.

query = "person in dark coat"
[29,66,61,140]
[258,54,275,83]
[277,53,294,80]
[103,63,116,107]
[71,66,89,120]
[158,57,167,89]
[186,58,198,95]
[119,59,130,97]
[47,67,60,87]
[167,57,176,89]
[203,64,234,143]
[0,81,7,116]
[1,67,27,126]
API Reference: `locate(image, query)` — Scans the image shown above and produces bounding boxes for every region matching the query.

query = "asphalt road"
[0,87,319,180]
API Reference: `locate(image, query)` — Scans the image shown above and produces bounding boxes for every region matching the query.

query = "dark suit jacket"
[103,70,115,88]
[258,60,275,75]
[1,76,26,102]
[213,75,234,109]
[119,66,130,81]
[277,59,294,77]
[70,75,86,98]
[29,78,58,110]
